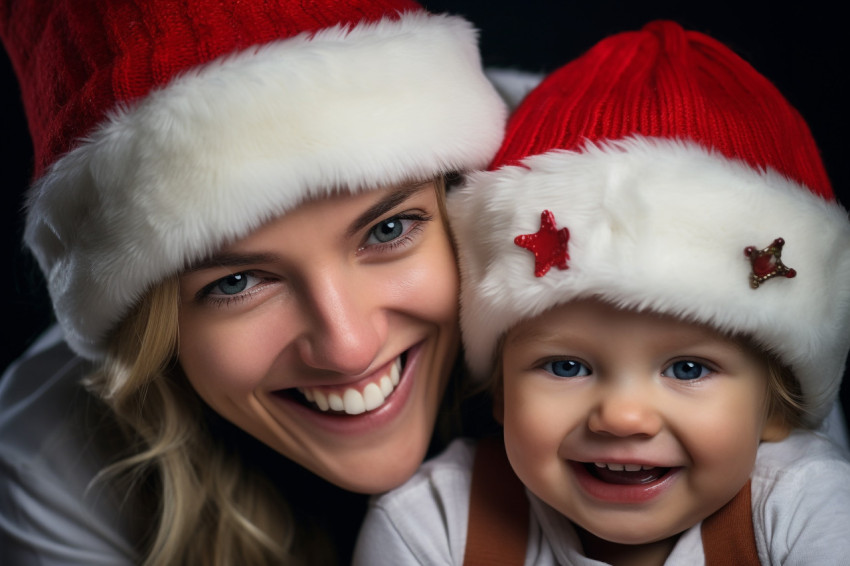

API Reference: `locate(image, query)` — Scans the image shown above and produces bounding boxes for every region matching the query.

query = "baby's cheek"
[689,415,761,480]
[504,391,563,471]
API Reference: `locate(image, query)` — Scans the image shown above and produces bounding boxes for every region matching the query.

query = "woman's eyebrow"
[347,181,431,237]
[184,182,431,273]
[184,252,282,273]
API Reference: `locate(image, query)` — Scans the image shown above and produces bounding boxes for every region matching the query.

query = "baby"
[354,20,850,565]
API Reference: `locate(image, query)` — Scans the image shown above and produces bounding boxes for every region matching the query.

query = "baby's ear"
[492,382,505,425]
[760,413,792,442]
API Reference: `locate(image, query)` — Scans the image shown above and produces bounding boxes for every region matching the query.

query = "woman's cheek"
[400,245,459,322]
[179,309,290,393]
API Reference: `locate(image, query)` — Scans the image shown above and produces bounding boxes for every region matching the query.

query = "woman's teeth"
[297,357,402,415]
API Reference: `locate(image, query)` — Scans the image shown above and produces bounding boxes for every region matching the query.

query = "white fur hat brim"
[24,12,507,359]
[450,136,850,427]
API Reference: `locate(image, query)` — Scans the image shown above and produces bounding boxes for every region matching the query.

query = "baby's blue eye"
[662,361,711,381]
[368,217,405,243]
[543,359,590,378]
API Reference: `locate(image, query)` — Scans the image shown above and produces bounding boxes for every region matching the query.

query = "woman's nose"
[296,272,387,376]
[587,382,663,438]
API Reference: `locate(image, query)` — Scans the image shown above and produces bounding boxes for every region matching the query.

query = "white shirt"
[0,326,138,565]
[354,431,850,565]
[3,326,849,565]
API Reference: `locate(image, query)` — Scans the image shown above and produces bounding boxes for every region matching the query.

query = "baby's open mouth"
[291,352,407,415]
[584,462,672,485]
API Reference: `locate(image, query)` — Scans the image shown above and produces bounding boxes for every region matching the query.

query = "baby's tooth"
[328,393,344,412]
[343,388,366,415]
[302,388,315,402]
[379,376,393,396]
[313,390,329,411]
[607,463,625,471]
[624,464,641,472]
[594,462,606,468]
[363,383,385,411]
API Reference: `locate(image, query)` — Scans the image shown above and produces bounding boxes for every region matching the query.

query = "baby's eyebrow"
[347,181,432,237]
[505,327,569,349]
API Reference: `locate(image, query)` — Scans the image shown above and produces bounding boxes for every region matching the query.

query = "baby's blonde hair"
[755,346,807,431]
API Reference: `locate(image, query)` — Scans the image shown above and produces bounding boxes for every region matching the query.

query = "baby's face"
[500,299,783,547]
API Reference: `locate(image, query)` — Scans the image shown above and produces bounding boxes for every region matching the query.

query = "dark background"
[2,1,847,413]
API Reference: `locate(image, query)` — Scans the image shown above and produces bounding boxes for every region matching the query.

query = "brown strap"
[463,436,530,566]
[701,479,760,566]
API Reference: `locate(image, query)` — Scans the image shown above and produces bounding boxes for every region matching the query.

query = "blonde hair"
[84,176,456,565]
[761,349,807,431]
[86,277,317,565]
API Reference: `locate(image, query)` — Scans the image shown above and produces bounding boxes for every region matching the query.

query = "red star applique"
[744,237,796,289]
[514,210,570,277]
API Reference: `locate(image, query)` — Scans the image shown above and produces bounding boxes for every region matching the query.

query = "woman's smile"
[293,353,405,415]
[265,342,436,436]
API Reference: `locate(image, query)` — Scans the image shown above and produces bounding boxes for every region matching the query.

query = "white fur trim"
[24,12,507,359]
[450,137,850,426]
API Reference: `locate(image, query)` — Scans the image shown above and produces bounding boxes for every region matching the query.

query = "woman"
[0,0,506,564]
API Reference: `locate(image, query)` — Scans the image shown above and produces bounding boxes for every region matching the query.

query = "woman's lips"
[295,355,403,415]
[268,344,422,435]
[570,460,681,503]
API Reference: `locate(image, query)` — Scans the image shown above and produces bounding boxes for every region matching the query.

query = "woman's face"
[177,180,459,493]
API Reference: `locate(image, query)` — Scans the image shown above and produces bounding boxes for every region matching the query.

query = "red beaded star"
[514,210,570,277]
[744,237,796,289]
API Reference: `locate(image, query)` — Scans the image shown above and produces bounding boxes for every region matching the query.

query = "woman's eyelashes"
[193,211,432,307]
[197,271,269,306]
[359,212,431,254]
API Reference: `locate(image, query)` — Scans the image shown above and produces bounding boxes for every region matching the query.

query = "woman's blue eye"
[543,359,590,378]
[368,216,406,244]
[662,361,711,381]
[195,271,267,305]
[212,273,253,295]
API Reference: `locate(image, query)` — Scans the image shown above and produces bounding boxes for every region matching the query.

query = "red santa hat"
[450,20,850,427]
[0,0,507,360]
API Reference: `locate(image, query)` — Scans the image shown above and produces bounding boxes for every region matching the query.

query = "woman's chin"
[313,438,429,494]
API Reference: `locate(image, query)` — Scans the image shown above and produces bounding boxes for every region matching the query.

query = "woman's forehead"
[184,179,439,270]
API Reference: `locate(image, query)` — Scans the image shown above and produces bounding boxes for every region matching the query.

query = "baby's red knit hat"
[451,20,850,427]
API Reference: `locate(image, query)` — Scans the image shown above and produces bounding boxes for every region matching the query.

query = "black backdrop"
[2,1,847,412]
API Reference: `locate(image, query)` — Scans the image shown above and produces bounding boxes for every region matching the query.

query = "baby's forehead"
[503,298,749,351]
